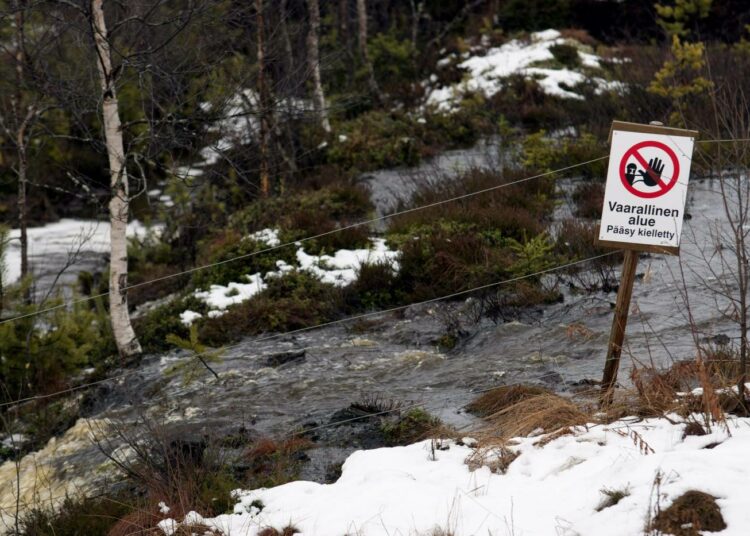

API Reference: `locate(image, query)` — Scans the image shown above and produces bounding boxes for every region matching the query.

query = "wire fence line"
[0,252,616,410]
[0,368,577,516]
[2,138,747,406]
[0,135,747,329]
[0,155,610,328]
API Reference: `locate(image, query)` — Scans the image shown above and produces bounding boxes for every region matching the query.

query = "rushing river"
[0,141,743,529]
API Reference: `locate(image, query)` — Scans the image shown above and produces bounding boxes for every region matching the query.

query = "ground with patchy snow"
[425,29,623,112]
[181,229,400,325]
[158,416,748,535]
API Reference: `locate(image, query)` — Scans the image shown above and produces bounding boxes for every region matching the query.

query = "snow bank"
[1,219,164,285]
[426,29,623,112]
[161,416,749,535]
[187,234,399,320]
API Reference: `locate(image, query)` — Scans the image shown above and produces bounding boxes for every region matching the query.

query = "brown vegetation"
[258,526,300,536]
[475,391,589,441]
[466,385,550,417]
[650,491,727,536]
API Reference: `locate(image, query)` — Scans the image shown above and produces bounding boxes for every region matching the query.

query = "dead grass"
[650,491,726,535]
[534,426,575,447]
[627,356,743,424]
[466,444,520,474]
[466,385,550,417]
[596,486,630,512]
[477,392,589,441]
[175,525,224,535]
[258,526,300,536]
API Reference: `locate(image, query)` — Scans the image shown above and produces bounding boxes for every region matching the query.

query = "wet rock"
[167,438,207,467]
[329,404,383,424]
[705,333,731,346]
[538,371,564,385]
[571,378,600,387]
[263,349,306,367]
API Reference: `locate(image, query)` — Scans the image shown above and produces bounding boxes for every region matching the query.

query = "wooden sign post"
[597,121,698,404]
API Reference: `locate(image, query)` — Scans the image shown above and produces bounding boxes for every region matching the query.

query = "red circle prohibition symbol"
[619,140,680,199]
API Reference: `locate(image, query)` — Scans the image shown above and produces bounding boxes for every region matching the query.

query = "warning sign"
[598,121,697,254]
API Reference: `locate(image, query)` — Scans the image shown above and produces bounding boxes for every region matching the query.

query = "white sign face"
[598,127,695,249]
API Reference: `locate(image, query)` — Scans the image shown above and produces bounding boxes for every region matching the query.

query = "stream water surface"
[0,142,742,530]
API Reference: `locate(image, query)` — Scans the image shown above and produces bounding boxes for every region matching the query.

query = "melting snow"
[179,310,203,327]
[194,274,267,311]
[159,416,750,535]
[426,29,623,112]
[186,235,399,320]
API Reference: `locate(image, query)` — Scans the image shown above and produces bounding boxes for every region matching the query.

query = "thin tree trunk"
[307,0,331,133]
[280,0,294,81]
[256,0,271,196]
[279,0,299,177]
[410,0,423,49]
[15,126,28,286]
[13,0,29,297]
[356,0,380,100]
[91,0,142,358]
[339,0,349,46]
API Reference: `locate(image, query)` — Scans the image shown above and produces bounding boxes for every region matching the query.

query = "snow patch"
[179,310,203,326]
[425,29,623,112]
[185,236,399,321]
[161,416,750,535]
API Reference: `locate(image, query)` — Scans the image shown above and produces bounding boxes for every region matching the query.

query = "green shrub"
[192,231,298,289]
[393,226,515,300]
[127,233,191,307]
[0,292,115,404]
[554,219,621,292]
[18,494,132,536]
[521,130,607,179]
[343,260,402,311]
[198,272,342,345]
[420,97,496,150]
[549,43,581,68]
[369,31,418,101]
[226,184,373,255]
[133,294,200,353]
[381,408,441,446]
[166,324,224,385]
[572,181,605,219]
[386,167,557,303]
[328,111,421,172]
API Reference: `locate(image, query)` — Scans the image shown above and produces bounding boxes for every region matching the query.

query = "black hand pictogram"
[638,157,665,187]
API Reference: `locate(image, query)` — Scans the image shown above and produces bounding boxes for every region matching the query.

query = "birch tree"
[306,0,330,132]
[90,0,141,357]
[356,0,380,100]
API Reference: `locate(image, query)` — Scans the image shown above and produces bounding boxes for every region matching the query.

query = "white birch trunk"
[307,0,331,133]
[91,0,142,357]
[356,0,380,100]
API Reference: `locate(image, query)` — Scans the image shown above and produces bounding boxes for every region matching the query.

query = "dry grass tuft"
[478,393,590,441]
[650,490,726,536]
[175,524,223,535]
[466,385,550,418]
[258,526,300,536]
[535,426,575,447]
[466,444,520,474]
[630,365,681,415]
[595,487,630,512]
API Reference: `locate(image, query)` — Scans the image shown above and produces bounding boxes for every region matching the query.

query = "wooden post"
[601,249,639,405]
